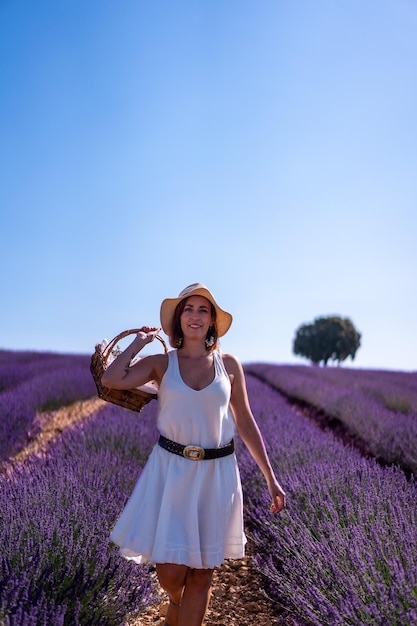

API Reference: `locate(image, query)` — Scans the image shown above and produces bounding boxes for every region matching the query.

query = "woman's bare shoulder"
[152,351,169,373]
[136,351,169,383]
[221,352,243,375]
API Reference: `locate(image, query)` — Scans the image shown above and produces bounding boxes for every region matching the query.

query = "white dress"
[109,349,246,569]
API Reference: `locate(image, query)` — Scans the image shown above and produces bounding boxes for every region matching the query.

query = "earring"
[176,337,183,348]
[205,327,215,349]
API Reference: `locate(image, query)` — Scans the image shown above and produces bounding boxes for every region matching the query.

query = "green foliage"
[293,316,361,366]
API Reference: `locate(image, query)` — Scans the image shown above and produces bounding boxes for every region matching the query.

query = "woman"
[102,283,286,626]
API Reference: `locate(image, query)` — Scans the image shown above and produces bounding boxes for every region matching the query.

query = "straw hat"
[160,283,233,337]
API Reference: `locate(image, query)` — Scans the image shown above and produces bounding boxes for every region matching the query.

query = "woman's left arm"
[223,353,286,514]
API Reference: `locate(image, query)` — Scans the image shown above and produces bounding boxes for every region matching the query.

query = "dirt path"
[5,397,297,626]
[10,396,105,464]
[135,550,295,626]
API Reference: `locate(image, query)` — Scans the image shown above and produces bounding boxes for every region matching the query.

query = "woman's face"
[180,296,214,339]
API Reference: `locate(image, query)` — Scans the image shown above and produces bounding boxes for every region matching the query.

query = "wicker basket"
[90,328,168,412]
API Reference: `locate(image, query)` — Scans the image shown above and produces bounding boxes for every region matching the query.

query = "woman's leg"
[156,563,187,626]
[156,564,214,626]
[179,567,214,626]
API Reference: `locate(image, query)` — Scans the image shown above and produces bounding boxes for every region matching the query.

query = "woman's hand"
[268,480,286,514]
[136,326,161,344]
[101,326,162,389]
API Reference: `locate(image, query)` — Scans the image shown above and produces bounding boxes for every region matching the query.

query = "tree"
[293,316,361,366]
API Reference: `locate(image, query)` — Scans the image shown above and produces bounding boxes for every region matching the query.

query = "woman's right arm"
[101,328,164,390]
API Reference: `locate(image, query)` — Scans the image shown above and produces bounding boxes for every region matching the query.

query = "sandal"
[164,599,181,626]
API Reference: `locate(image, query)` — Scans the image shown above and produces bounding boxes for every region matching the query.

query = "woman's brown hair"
[170,298,219,351]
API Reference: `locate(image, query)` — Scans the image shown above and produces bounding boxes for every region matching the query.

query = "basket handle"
[102,329,167,365]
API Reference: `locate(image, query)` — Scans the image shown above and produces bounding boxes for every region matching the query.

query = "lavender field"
[245,363,417,476]
[1,350,416,625]
[0,350,97,461]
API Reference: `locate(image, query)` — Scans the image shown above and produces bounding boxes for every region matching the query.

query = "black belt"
[158,434,234,461]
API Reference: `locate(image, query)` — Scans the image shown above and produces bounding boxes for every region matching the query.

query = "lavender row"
[0,356,96,461]
[246,363,417,475]
[0,400,160,625]
[0,350,93,393]
[237,375,417,626]
[245,364,417,415]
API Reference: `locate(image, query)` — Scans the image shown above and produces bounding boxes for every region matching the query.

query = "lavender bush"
[238,375,417,626]
[246,363,417,475]
[0,400,160,625]
[0,351,96,461]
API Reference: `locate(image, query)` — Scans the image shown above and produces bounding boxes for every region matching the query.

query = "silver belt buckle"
[183,445,205,461]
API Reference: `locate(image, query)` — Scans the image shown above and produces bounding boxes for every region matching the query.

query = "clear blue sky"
[1,0,416,371]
